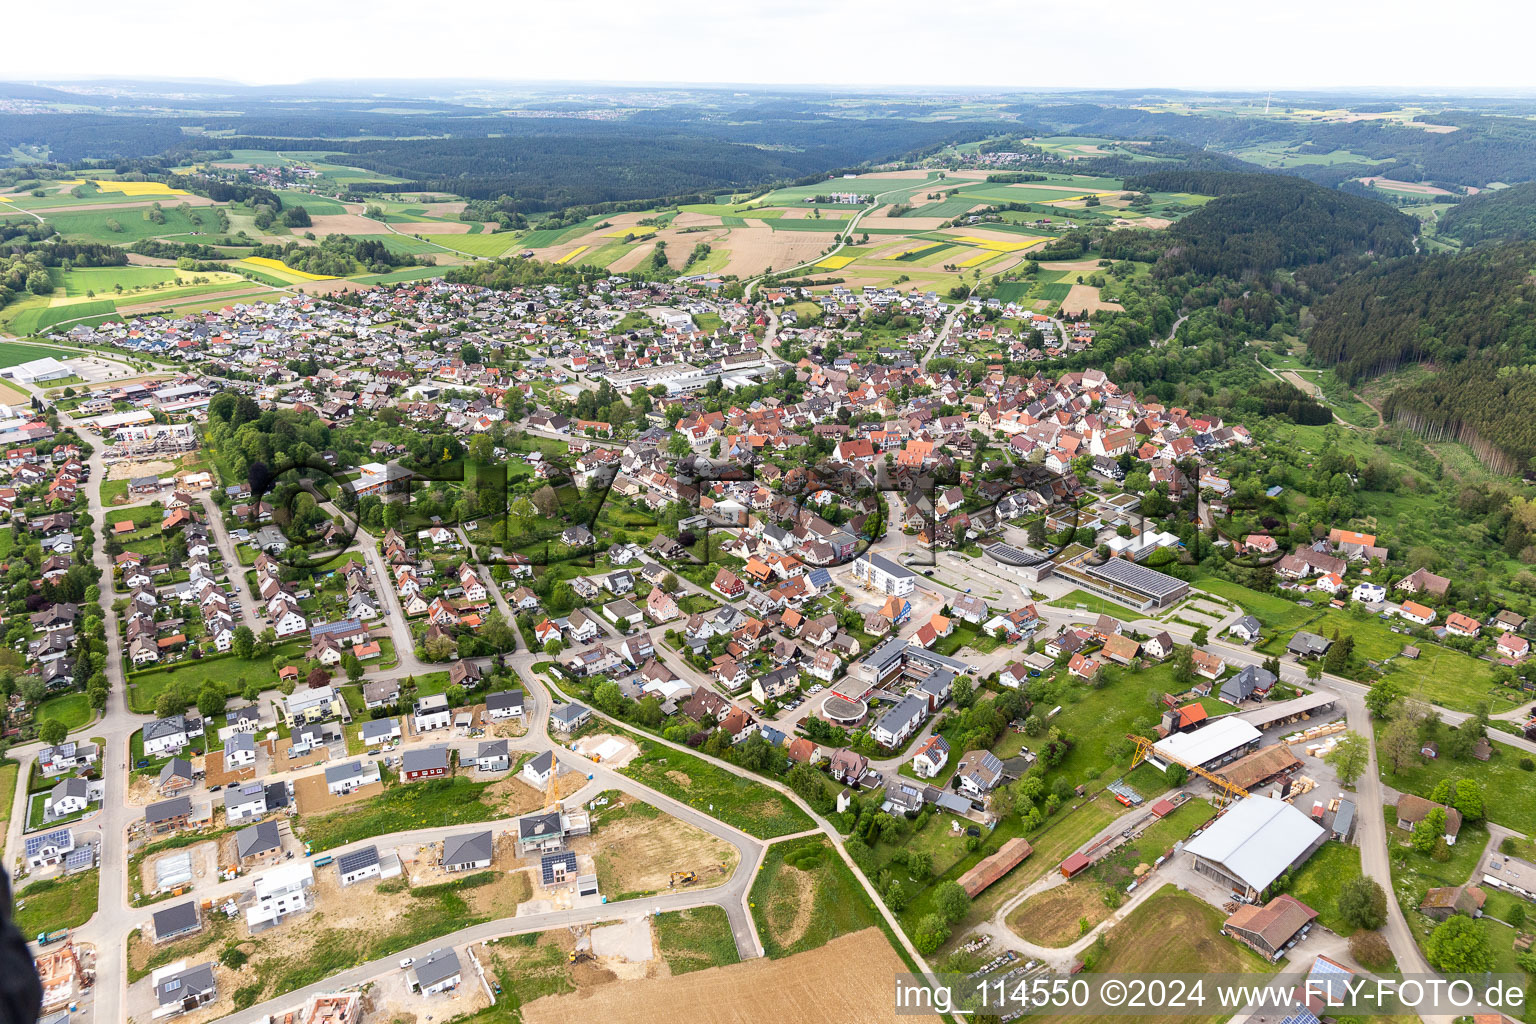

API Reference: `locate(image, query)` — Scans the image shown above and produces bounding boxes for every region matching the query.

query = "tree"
[232,625,255,660]
[543,638,564,656]
[154,689,186,718]
[934,881,971,923]
[594,680,625,715]
[1425,915,1494,973]
[1412,808,1446,853]
[913,913,951,954]
[667,432,691,459]
[1452,778,1486,822]
[883,878,908,913]
[343,654,364,683]
[196,684,226,719]
[1336,875,1387,931]
[952,677,976,709]
[306,667,330,689]
[1380,718,1418,773]
[906,850,932,881]
[1324,731,1369,787]
[1165,764,1187,787]
[38,719,67,746]
[1365,679,1403,719]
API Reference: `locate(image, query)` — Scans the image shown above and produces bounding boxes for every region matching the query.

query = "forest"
[1436,181,1536,244]
[1124,170,1418,277]
[1306,241,1536,381]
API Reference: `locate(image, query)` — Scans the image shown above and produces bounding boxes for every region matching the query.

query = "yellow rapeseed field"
[815,255,856,270]
[953,235,1053,253]
[554,246,590,265]
[90,180,192,197]
[243,256,338,281]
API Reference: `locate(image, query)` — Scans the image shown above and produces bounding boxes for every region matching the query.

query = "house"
[245,860,314,929]
[955,750,1005,799]
[1497,633,1530,661]
[1352,582,1386,604]
[409,948,462,997]
[786,738,822,765]
[550,703,591,734]
[236,820,283,866]
[447,659,482,690]
[1445,612,1481,638]
[519,753,557,796]
[224,732,257,771]
[829,749,869,786]
[1101,634,1141,665]
[711,567,746,598]
[1395,794,1462,844]
[1493,609,1527,632]
[1397,566,1451,596]
[145,796,193,834]
[151,901,202,943]
[24,828,74,870]
[1221,665,1276,704]
[1286,632,1332,659]
[325,760,381,796]
[153,961,217,1017]
[158,758,195,796]
[45,778,90,819]
[337,846,382,886]
[143,714,203,757]
[1068,652,1104,681]
[402,745,451,782]
[413,693,452,733]
[849,553,916,597]
[751,666,800,704]
[223,783,269,824]
[443,830,495,872]
[912,735,950,779]
[645,588,680,623]
[1191,649,1225,680]
[363,679,401,709]
[282,686,342,725]
[360,717,401,748]
[1228,616,1262,643]
[1399,601,1436,626]
[999,662,1032,690]
[37,741,98,777]
[476,739,510,772]
[486,689,526,722]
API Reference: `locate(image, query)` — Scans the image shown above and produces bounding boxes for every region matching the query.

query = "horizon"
[10,0,1536,92]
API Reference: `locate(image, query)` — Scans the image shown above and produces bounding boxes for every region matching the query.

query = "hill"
[1124,170,1417,277]
[1437,182,1536,245]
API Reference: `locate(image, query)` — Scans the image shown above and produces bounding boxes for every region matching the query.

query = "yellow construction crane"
[1126,734,1249,808]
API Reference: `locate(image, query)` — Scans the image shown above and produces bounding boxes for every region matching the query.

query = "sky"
[9,0,1536,93]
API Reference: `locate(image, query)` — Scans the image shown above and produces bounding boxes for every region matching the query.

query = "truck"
[36,930,67,946]
[312,854,334,868]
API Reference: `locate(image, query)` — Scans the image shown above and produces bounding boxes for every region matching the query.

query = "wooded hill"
[1306,241,1536,474]
[1124,170,1418,277]
[1437,182,1536,245]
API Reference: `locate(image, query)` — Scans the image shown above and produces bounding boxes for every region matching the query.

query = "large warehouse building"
[1184,796,1327,901]
[1081,557,1190,611]
[1148,718,1263,772]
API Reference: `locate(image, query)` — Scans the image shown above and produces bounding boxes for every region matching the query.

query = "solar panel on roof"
[64,847,93,869]
[336,847,378,874]
[1085,558,1186,598]
[1280,1012,1320,1024]
[540,850,577,886]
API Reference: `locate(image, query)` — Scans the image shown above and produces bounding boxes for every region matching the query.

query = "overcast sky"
[10,0,1536,93]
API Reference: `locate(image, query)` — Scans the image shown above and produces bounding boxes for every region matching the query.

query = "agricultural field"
[618,739,813,838]
[748,836,883,958]
[32,205,223,244]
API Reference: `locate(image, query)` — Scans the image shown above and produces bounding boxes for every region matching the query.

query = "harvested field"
[1058,284,1124,315]
[124,252,179,267]
[1039,258,1107,277]
[673,211,723,229]
[608,242,658,272]
[521,928,933,1024]
[573,798,738,897]
[1113,215,1172,229]
[1006,881,1111,946]
[27,196,216,214]
[293,773,383,813]
[306,213,404,236]
[115,286,272,316]
[1357,176,1455,195]
[716,227,837,276]
[857,214,947,232]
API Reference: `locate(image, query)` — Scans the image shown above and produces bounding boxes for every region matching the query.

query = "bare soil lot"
[572,799,738,897]
[1058,284,1124,315]
[306,213,401,236]
[521,928,934,1024]
[292,773,383,813]
[1007,880,1111,946]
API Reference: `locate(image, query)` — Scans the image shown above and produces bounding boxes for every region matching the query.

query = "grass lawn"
[14,869,99,936]
[297,775,504,851]
[27,791,95,830]
[99,479,128,506]
[1050,885,1270,1024]
[619,738,813,839]
[932,621,1001,657]
[653,906,741,974]
[749,836,881,958]
[1054,589,1140,618]
[36,691,92,733]
[127,641,306,711]
[0,341,79,368]
[1379,742,1533,833]
[1193,577,1315,636]
[0,761,17,862]
[1284,840,1362,935]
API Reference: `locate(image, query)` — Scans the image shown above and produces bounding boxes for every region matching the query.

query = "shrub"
[1349,930,1394,972]
[1520,756,1534,771]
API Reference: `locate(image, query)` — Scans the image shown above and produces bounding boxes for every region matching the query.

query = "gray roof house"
[360,717,401,746]
[1220,665,1276,704]
[549,703,591,733]
[236,820,282,861]
[1287,631,1333,658]
[410,947,462,995]
[442,830,494,871]
[486,689,524,719]
[1228,615,1262,642]
[155,962,217,1014]
[152,901,201,942]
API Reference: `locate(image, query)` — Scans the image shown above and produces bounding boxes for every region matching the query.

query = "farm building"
[1222,893,1318,959]
[1183,796,1327,901]
[1147,718,1263,772]
[958,839,1032,898]
[1212,743,1303,792]
[1059,852,1091,879]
